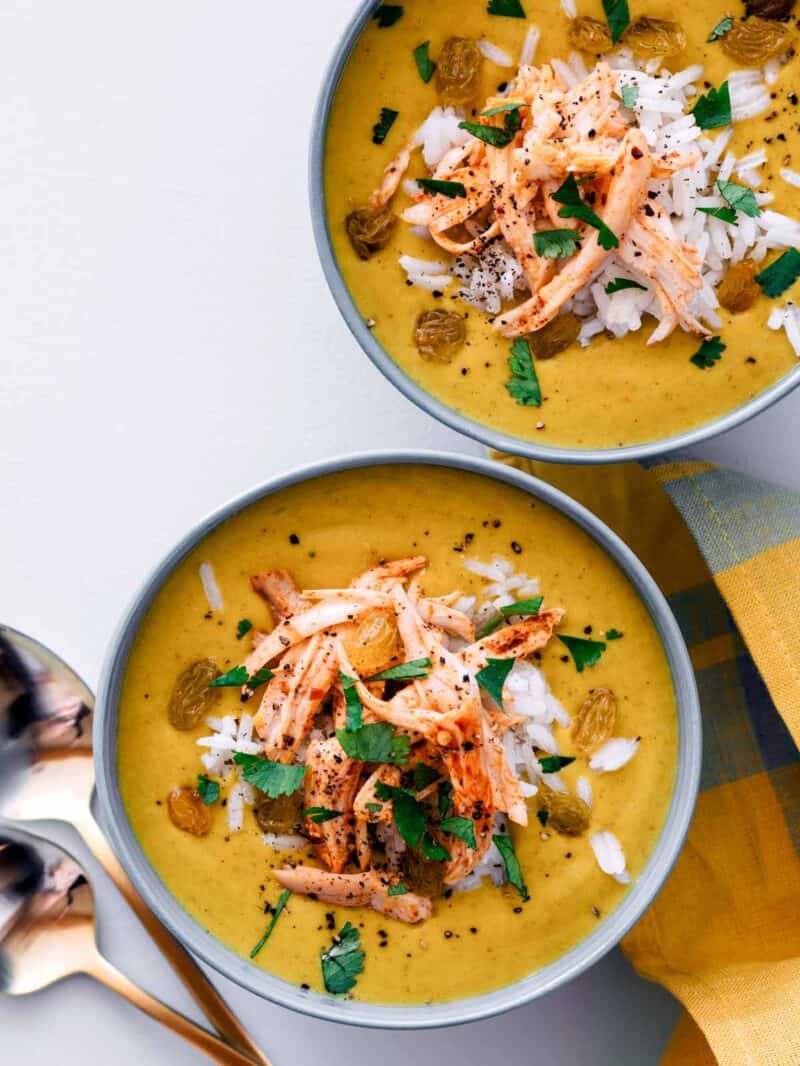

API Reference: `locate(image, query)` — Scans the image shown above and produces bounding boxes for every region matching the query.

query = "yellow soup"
[118,465,678,1004]
[324,0,800,450]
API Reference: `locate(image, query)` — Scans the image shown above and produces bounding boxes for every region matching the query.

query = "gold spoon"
[0,626,269,1065]
[0,826,262,1065]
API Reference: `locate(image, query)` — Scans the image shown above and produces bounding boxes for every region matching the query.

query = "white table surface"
[2,1,798,1062]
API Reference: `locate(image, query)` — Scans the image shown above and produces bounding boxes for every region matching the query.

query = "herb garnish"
[719,179,760,219]
[372,107,399,146]
[197,775,219,805]
[602,0,630,44]
[459,107,521,148]
[413,41,436,83]
[366,658,432,682]
[536,808,549,827]
[539,755,576,772]
[487,0,526,16]
[605,628,624,640]
[476,657,515,708]
[482,102,524,117]
[388,883,409,896]
[210,665,274,689]
[366,801,384,814]
[691,82,731,130]
[605,277,647,294]
[477,595,544,638]
[493,833,528,899]
[690,336,726,369]
[698,205,738,224]
[506,337,542,407]
[557,634,607,672]
[250,889,291,959]
[421,834,451,861]
[375,781,426,847]
[534,228,582,259]
[373,5,404,28]
[417,178,467,199]
[302,807,343,823]
[321,922,365,995]
[413,763,440,791]
[553,174,619,250]
[707,15,733,42]
[339,672,363,732]
[755,248,800,298]
[439,781,454,819]
[620,84,639,109]
[236,619,253,640]
[233,753,306,798]
[440,815,477,849]
[336,722,411,765]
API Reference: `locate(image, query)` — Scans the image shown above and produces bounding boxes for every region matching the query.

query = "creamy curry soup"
[118,465,677,1004]
[324,0,800,450]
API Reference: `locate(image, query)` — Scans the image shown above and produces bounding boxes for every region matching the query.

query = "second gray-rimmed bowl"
[309,0,800,465]
[94,450,701,1029]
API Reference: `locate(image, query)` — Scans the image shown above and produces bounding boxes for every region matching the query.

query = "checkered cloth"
[493,455,800,1066]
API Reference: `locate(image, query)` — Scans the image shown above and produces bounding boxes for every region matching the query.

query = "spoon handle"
[87,951,265,1066]
[75,807,270,1066]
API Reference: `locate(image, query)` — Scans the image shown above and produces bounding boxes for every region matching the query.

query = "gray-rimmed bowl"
[94,449,701,1029]
[309,0,800,465]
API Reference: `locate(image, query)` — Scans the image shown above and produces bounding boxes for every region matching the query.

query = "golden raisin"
[717,259,760,313]
[528,313,581,359]
[342,610,402,677]
[254,791,303,835]
[415,309,466,362]
[745,0,795,20]
[572,688,618,754]
[167,659,220,731]
[345,205,396,260]
[568,16,613,54]
[539,783,591,836]
[721,17,794,64]
[168,787,212,836]
[435,37,484,106]
[623,17,687,57]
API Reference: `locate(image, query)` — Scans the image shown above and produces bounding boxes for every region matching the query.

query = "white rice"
[520,25,540,66]
[262,833,309,852]
[414,106,472,169]
[767,302,800,358]
[589,737,640,772]
[398,254,452,292]
[198,562,223,612]
[577,776,593,808]
[559,0,576,17]
[477,39,514,67]
[590,831,631,884]
[452,820,507,892]
[780,168,800,190]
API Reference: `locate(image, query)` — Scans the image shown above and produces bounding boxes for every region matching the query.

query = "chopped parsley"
[707,15,733,42]
[476,657,515,708]
[620,84,639,109]
[372,107,399,146]
[417,178,467,199]
[605,277,647,294]
[477,595,544,638]
[388,882,409,896]
[233,753,306,798]
[413,763,440,791]
[506,337,542,407]
[421,834,450,861]
[366,657,432,682]
[440,815,477,849]
[249,889,291,959]
[539,755,576,773]
[413,40,436,83]
[196,775,219,805]
[339,672,363,732]
[372,5,403,28]
[533,228,582,259]
[553,174,619,250]
[493,833,528,899]
[718,179,760,219]
[210,665,274,689]
[321,922,365,995]
[691,82,731,130]
[698,205,738,224]
[755,248,800,298]
[336,722,411,765]
[605,628,624,641]
[458,107,521,148]
[438,780,454,819]
[482,102,524,117]
[557,634,607,672]
[236,618,253,640]
[487,0,526,15]
[602,0,630,44]
[690,336,726,369]
[375,781,426,847]
[365,801,384,813]
[302,807,343,823]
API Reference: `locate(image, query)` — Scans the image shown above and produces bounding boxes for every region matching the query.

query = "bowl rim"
[308,0,800,465]
[94,449,701,1029]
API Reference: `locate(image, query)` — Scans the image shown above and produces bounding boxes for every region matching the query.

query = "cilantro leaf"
[365,801,383,813]
[375,781,426,847]
[236,618,253,640]
[698,205,738,224]
[707,15,733,42]
[539,754,576,772]
[603,0,630,44]
[620,84,639,109]
[210,665,274,689]
[493,833,528,899]
[233,753,306,798]
[413,40,436,83]
[557,634,607,672]
[336,722,410,765]
[373,5,403,28]
[339,672,363,732]
[459,107,521,148]
[372,107,399,145]
[534,228,582,259]
[605,628,624,640]
[413,763,440,791]
[388,882,408,896]
[366,658,432,682]
[482,102,524,117]
[691,82,731,130]
[755,248,800,298]
[249,889,291,959]
[197,775,219,805]
[553,174,619,250]
[718,179,760,219]
[440,815,477,849]
[421,833,451,861]
[438,780,454,819]
[476,657,515,708]
[605,277,647,294]
[487,0,526,16]
[321,922,365,995]
[302,807,343,823]
[506,337,542,407]
[690,336,726,369]
[477,595,544,638]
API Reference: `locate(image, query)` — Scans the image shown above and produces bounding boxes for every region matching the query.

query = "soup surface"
[118,464,678,1004]
[324,0,800,450]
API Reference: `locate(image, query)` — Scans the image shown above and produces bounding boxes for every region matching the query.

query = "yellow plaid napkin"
[493,455,800,1066]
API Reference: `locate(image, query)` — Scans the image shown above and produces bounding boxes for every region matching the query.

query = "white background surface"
[2,1,799,1062]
